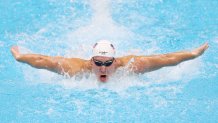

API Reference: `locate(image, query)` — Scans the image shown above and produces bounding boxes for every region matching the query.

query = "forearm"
[164,42,209,65]
[16,54,58,70]
[160,51,196,66]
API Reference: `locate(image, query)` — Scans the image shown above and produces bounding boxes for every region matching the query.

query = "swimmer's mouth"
[101,75,107,77]
[99,75,107,82]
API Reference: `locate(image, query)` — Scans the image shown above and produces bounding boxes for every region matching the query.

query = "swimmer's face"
[91,56,116,82]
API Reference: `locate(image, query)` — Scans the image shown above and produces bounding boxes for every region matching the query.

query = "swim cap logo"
[99,51,108,55]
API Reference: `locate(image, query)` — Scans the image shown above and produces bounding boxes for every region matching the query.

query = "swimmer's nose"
[100,66,106,72]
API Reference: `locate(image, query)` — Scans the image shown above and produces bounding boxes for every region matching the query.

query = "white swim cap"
[92,40,115,57]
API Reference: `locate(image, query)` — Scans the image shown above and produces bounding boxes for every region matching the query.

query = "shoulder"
[115,55,136,67]
[57,57,91,71]
[115,55,151,72]
[68,58,91,69]
[63,58,92,76]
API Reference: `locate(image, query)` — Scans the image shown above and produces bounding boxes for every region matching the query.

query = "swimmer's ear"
[113,58,118,65]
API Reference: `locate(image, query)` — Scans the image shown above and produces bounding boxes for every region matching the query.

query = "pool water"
[0,0,218,122]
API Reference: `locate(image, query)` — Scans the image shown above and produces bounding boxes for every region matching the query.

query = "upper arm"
[131,55,174,73]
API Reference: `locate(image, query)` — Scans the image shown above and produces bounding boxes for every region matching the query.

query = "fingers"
[10,46,20,60]
[11,46,19,54]
[11,46,18,52]
[200,42,209,52]
[203,42,209,50]
[198,42,209,55]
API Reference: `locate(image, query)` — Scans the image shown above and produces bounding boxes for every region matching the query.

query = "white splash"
[66,0,135,46]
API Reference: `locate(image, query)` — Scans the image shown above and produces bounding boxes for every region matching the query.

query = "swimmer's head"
[91,40,116,82]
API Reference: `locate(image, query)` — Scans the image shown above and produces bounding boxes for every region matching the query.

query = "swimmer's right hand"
[191,42,209,57]
[11,46,21,60]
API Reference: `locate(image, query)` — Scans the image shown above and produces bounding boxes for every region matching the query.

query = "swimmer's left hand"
[191,42,209,57]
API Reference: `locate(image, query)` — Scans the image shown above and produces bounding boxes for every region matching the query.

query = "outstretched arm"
[119,42,209,73]
[11,46,91,76]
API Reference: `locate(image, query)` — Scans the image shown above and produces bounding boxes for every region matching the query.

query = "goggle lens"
[93,58,114,67]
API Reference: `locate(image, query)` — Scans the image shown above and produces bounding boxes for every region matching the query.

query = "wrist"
[191,50,199,58]
[15,54,22,61]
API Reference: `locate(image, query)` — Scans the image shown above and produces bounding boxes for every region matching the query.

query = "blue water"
[0,0,218,122]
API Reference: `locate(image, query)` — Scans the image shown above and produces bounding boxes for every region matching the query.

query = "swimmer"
[11,40,209,82]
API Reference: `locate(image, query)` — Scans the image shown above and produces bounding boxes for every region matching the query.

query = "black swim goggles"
[92,58,115,67]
